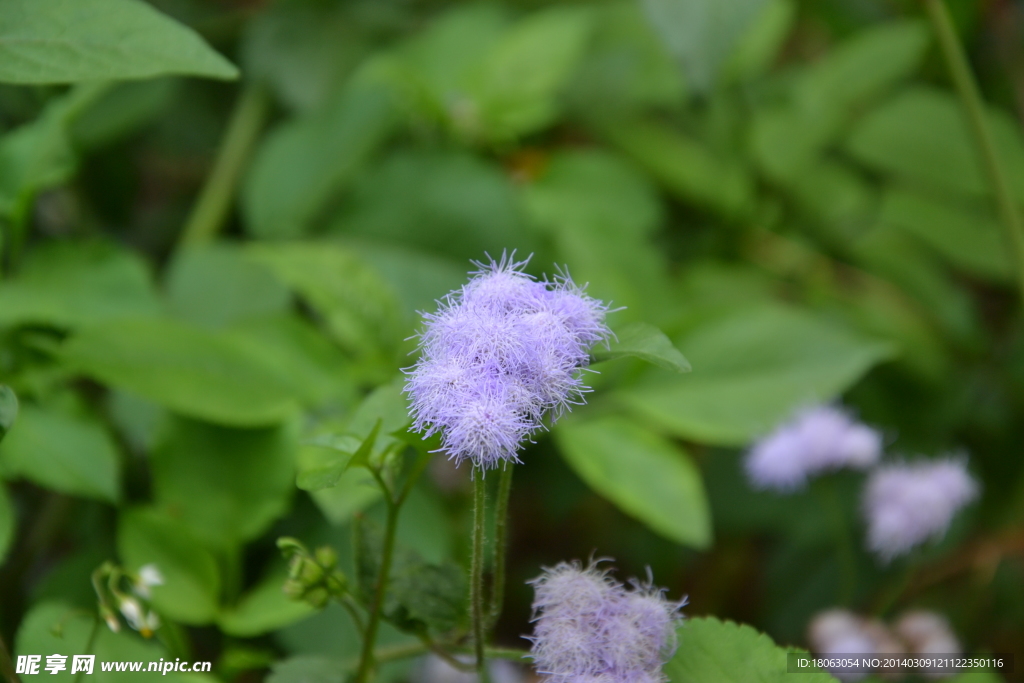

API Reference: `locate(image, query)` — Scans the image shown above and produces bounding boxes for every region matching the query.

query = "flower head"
[526,561,682,683]
[406,255,610,469]
[745,405,882,491]
[133,564,164,599]
[862,457,978,561]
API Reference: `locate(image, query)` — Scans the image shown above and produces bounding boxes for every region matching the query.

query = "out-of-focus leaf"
[117,507,221,626]
[0,0,237,84]
[619,304,895,445]
[0,484,14,565]
[467,5,594,140]
[241,2,370,112]
[0,385,18,443]
[70,79,176,151]
[350,244,467,322]
[165,244,291,329]
[333,149,529,262]
[665,617,833,682]
[753,20,928,181]
[218,568,316,637]
[640,0,769,93]
[0,404,120,502]
[59,318,302,427]
[247,243,402,361]
[556,415,711,548]
[242,82,396,239]
[592,322,690,373]
[297,420,380,492]
[846,85,1024,201]
[267,657,350,683]
[387,559,465,635]
[599,117,753,218]
[723,0,795,82]
[15,600,214,683]
[308,466,382,526]
[0,85,105,223]
[786,159,875,240]
[877,187,1014,282]
[0,240,159,328]
[150,416,297,548]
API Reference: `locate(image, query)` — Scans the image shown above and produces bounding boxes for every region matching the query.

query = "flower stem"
[487,465,513,629]
[923,0,1024,301]
[177,82,270,250]
[470,471,488,679]
[354,497,400,683]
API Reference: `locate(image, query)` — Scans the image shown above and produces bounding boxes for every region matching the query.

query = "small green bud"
[325,571,348,595]
[297,558,325,585]
[282,578,305,601]
[304,587,330,609]
[314,546,338,570]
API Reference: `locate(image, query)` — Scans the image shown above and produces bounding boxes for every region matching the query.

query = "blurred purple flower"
[745,405,882,492]
[863,458,978,561]
[405,255,610,470]
[526,561,683,683]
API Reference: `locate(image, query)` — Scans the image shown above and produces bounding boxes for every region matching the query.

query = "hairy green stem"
[470,472,488,678]
[487,465,513,629]
[177,83,270,249]
[923,0,1024,300]
[354,498,400,683]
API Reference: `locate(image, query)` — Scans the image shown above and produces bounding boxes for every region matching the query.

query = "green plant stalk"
[354,495,400,683]
[923,0,1024,301]
[470,472,488,679]
[73,619,101,683]
[487,465,514,628]
[177,83,270,250]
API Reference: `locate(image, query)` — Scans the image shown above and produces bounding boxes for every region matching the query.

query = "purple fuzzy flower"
[526,561,683,683]
[405,255,610,470]
[745,405,882,492]
[863,457,978,561]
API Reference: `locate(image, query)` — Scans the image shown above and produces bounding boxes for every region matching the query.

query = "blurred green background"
[0,0,1023,681]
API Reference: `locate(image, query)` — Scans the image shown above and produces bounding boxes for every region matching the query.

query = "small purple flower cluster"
[406,256,610,470]
[744,405,978,561]
[527,561,682,683]
[745,405,882,491]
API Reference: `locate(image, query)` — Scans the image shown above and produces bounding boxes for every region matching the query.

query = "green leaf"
[150,416,297,548]
[556,415,711,548]
[640,0,769,93]
[468,6,594,140]
[268,656,350,683]
[117,507,221,626]
[0,404,120,502]
[297,420,380,491]
[723,0,796,82]
[308,466,382,525]
[333,149,530,263]
[0,0,237,84]
[665,616,834,683]
[0,385,18,443]
[59,317,302,427]
[15,600,212,683]
[619,304,895,445]
[593,322,691,373]
[0,240,160,328]
[165,244,291,329]
[846,85,1024,202]
[387,559,466,635]
[218,569,317,637]
[877,187,1014,282]
[242,82,396,239]
[247,243,402,361]
[0,483,14,565]
[599,117,753,218]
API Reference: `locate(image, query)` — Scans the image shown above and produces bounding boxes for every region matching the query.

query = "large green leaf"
[58,318,302,427]
[665,617,834,683]
[0,483,14,565]
[117,508,221,626]
[846,86,1024,202]
[0,0,237,84]
[242,82,396,239]
[0,404,120,502]
[150,417,297,548]
[218,568,316,637]
[640,0,768,92]
[556,415,711,548]
[619,304,895,445]
[592,322,691,373]
[0,240,160,328]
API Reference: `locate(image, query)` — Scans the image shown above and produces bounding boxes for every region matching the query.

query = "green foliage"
[0,0,237,84]
[219,569,317,637]
[0,384,18,442]
[556,415,711,548]
[593,322,691,373]
[0,482,13,564]
[665,617,834,683]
